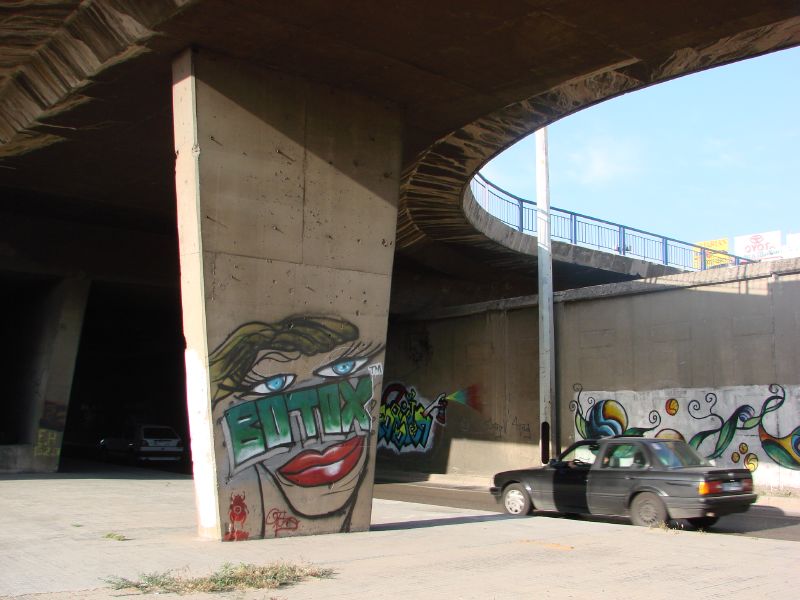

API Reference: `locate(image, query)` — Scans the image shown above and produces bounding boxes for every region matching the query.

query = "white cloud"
[700,137,746,168]
[563,136,644,186]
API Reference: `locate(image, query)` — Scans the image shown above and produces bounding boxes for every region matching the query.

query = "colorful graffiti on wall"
[33,400,68,459]
[572,383,800,475]
[210,316,383,540]
[379,384,446,454]
[570,385,661,439]
[378,383,481,454]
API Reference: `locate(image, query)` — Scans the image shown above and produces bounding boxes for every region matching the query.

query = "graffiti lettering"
[484,419,506,438]
[512,417,532,439]
[379,383,446,454]
[225,376,372,467]
[368,363,383,376]
[266,508,299,536]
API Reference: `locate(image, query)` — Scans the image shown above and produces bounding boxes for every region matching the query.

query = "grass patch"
[103,532,130,541]
[104,562,334,594]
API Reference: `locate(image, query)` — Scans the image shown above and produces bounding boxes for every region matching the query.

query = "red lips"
[277,436,365,487]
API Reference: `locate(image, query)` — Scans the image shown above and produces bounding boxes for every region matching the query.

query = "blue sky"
[480,45,800,247]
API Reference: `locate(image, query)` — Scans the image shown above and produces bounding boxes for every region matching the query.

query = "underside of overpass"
[1,1,798,540]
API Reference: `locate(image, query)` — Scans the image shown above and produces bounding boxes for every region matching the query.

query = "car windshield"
[142,427,178,439]
[649,440,710,468]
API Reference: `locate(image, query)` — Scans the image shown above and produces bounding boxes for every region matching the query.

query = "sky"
[480,45,800,248]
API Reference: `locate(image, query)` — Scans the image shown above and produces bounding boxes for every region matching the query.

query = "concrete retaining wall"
[381,258,800,491]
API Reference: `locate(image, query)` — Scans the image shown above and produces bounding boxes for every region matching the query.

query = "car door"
[550,441,599,513]
[588,442,647,516]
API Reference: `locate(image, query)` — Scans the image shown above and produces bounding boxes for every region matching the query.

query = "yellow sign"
[693,238,731,269]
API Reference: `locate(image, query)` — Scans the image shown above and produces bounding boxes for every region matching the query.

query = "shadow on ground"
[372,513,515,531]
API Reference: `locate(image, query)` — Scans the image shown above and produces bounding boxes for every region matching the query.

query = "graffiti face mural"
[210,316,382,539]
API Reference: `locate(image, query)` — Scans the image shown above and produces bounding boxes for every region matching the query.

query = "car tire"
[502,483,532,516]
[687,516,719,530]
[630,492,668,527]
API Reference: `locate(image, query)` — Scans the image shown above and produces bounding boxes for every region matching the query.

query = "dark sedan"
[490,436,757,528]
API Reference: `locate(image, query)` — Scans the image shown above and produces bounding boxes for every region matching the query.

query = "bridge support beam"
[172,49,401,540]
[0,277,89,473]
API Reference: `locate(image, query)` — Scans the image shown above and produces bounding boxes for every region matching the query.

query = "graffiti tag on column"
[266,508,300,536]
[223,492,250,541]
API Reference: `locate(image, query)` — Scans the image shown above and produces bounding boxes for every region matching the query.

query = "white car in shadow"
[99,424,185,463]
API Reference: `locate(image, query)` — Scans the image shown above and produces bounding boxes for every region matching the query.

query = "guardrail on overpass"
[470,173,753,271]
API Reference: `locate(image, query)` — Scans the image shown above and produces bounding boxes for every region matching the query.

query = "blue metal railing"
[469,173,754,271]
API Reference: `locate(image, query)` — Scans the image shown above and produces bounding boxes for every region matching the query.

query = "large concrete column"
[0,277,89,473]
[172,49,401,541]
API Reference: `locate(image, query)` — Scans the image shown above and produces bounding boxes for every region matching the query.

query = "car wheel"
[630,492,668,527]
[502,483,532,516]
[687,516,719,530]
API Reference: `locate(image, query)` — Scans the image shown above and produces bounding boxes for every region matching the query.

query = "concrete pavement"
[1,464,799,600]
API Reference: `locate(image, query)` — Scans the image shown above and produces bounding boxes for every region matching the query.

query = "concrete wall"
[381,259,800,492]
[381,310,540,479]
[558,259,800,491]
[173,49,402,540]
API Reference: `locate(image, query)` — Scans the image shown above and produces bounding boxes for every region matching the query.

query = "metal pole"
[536,127,556,464]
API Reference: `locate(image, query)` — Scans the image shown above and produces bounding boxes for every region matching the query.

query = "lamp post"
[536,127,556,464]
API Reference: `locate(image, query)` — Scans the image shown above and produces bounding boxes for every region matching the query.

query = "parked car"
[99,424,185,463]
[490,436,756,528]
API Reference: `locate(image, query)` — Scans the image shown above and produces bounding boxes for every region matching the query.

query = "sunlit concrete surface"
[1,463,798,600]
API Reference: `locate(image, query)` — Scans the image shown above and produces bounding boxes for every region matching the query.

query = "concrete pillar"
[172,49,401,541]
[0,277,89,473]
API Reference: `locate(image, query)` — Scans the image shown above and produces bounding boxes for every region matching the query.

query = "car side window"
[601,444,646,469]
[561,443,600,467]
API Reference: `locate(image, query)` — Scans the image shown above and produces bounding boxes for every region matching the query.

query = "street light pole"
[536,127,556,464]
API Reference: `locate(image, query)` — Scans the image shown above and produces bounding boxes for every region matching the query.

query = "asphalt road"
[373,481,800,542]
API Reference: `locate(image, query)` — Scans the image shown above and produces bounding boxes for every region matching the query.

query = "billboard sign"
[693,238,731,269]
[733,231,783,261]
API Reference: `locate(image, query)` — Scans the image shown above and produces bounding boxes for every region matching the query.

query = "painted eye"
[315,357,368,378]
[253,374,295,394]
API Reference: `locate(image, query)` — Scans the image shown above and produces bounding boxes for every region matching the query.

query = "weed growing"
[103,532,129,541]
[105,561,334,594]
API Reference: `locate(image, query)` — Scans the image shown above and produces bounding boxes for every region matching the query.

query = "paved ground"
[1,466,798,600]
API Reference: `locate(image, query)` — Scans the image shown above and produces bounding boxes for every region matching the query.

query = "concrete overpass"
[1,1,799,541]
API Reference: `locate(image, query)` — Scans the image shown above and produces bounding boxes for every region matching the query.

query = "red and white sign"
[733,231,783,261]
